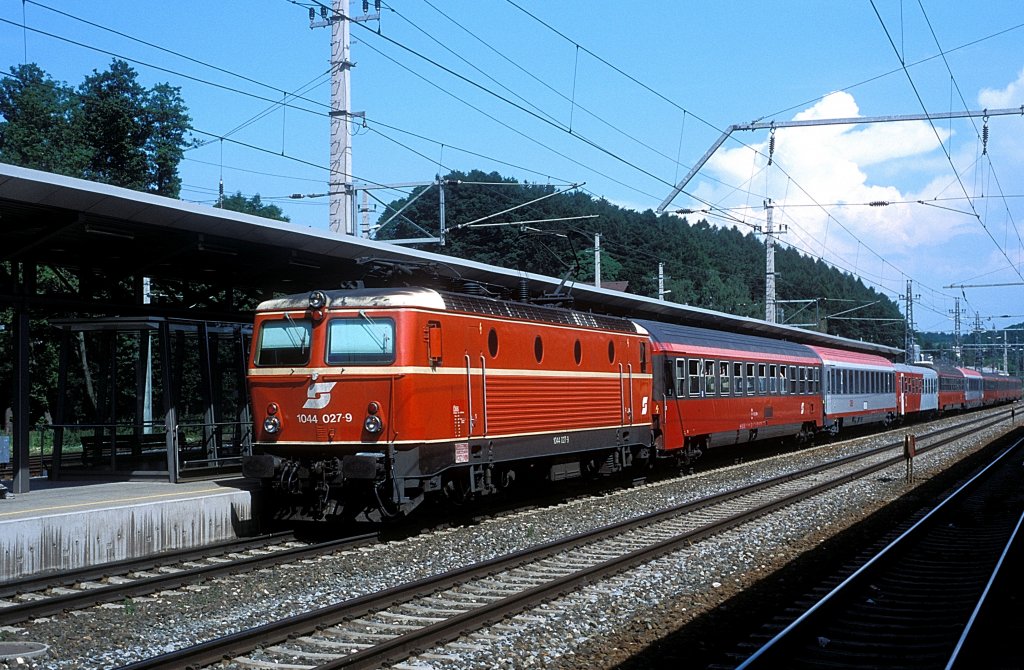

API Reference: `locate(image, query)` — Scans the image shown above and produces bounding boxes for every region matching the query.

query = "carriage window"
[746,363,755,394]
[733,362,743,395]
[757,363,767,394]
[775,365,784,394]
[671,359,684,396]
[326,317,395,364]
[719,361,731,394]
[769,364,778,394]
[255,318,312,366]
[704,360,718,396]
[789,366,798,394]
[688,359,701,396]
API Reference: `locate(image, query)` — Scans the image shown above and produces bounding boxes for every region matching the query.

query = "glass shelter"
[48,317,252,482]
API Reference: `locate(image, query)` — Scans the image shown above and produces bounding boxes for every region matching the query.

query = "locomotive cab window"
[255,318,312,366]
[326,316,395,364]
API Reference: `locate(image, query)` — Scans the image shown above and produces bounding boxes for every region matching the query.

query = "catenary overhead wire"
[752,20,1024,122]
[303,0,709,207]
[498,0,945,311]
[408,0,691,170]
[22,0,329,111]
[0,17,327,118]
[869,0,1024,282]
[914,0,1024,254]
[2,18,581,207]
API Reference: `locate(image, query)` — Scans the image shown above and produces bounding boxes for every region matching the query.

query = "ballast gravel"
[1,412,1018,670]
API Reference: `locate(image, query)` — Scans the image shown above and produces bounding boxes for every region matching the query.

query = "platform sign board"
[0,435,9,464]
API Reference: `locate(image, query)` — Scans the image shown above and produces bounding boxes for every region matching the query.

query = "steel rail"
[117,408,1017,670]
[736,432,1024,668]
[0,532,378,626]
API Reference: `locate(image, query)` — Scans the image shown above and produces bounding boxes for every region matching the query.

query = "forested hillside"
[378,170,906,348]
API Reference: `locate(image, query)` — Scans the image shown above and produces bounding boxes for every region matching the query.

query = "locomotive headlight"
[308,290,327,310]
[363,414,383,433]
[263,415,282,434]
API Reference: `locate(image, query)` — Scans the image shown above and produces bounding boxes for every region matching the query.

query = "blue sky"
[2,1,1023,338]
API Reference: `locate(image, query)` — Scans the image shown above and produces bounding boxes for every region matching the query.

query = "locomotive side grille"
[441,292,636,333]
[486,377,627,433]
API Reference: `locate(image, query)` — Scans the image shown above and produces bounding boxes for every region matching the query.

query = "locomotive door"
[462,324,488,438]
[463,352,488,437]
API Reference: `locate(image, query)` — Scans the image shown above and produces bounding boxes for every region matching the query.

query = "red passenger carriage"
[637,320,822,457]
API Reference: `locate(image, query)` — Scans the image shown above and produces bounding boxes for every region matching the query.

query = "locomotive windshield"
[255,318,312,366]
[326,316,395,364]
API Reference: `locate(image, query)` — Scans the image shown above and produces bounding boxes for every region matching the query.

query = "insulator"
[982,119,989,155]
[767,127,776,166]
[869,201,890,207]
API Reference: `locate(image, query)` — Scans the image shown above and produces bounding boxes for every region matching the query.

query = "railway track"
[732,431,1024,670]
[114,408,1016,670]
[0,531,377,626]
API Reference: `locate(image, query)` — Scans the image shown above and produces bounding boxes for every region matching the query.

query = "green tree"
[0,59,191,197]
[0,64,86,174]
[378,169,905,346]
[144,83,190,196]
[218,191,290,222]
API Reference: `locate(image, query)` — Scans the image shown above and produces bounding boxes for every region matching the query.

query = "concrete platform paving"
[0,476,259,582]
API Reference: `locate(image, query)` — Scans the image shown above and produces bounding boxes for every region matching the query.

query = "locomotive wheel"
[442,476,473,505]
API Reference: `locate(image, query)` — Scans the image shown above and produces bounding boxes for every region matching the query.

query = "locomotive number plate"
[297,412,354,424]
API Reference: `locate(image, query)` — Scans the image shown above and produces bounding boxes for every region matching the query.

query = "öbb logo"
[303,381,337,409]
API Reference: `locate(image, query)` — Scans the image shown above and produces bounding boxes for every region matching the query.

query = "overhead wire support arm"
[943,282,1024,289]
[657,106,1024,214]
[449,183,583,232]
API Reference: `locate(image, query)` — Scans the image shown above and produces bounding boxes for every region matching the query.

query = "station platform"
[0,476,260,582]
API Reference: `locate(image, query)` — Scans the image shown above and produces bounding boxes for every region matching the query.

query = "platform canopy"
[0,162,900,357]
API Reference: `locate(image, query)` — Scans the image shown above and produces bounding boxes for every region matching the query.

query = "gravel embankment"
[1,412,1018,670]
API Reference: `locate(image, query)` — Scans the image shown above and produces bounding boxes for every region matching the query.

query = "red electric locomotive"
[244,288,653,519]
